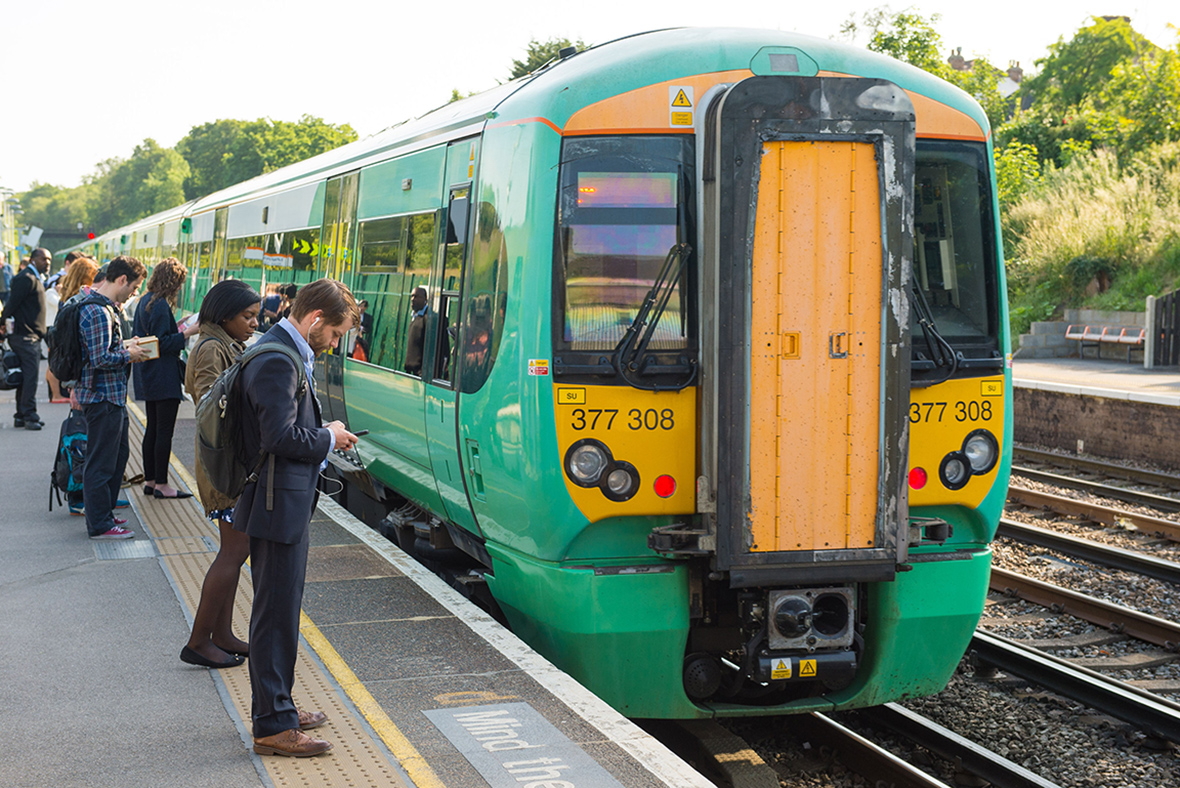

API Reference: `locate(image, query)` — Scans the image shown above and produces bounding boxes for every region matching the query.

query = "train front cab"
[508,70,1008,719]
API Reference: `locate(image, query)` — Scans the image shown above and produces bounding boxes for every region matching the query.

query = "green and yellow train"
[62,28,1011,718]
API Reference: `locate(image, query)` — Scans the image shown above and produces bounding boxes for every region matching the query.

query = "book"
[125,335,160,361]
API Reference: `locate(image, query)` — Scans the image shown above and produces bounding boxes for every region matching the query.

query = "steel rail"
[1013,446,1180,491]
[997,519,1180,585]
[972,629,1180,744]
[859,703,1064,788]
[1012,466,1180,513]
[781,713,951,788]
[1007,485,1180,541]
[989,566,1180,649]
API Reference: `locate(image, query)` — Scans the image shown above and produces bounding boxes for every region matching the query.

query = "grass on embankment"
[1005,141,1180,338]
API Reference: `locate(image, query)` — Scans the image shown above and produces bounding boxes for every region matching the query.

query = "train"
[58,27,1011,718]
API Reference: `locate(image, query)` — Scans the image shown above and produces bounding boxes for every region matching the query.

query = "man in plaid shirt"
[75,256,150,539]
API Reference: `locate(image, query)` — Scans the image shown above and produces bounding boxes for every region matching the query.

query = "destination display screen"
[576,172,677,209]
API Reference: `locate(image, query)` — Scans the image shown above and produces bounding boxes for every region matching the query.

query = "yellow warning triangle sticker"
[800,659,817,677]
[672,89,692,107]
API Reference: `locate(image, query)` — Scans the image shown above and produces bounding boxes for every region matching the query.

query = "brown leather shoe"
[297,708,328,730]
[253,729,332,757]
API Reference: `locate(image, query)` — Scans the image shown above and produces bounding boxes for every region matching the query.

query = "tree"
[88,139,189,230]
[175,119,266,200]
[509,37,586,79]
[1019,16,1158,115]
[177,115,356,201]
[841,7,951,77]
[254,115,357,172]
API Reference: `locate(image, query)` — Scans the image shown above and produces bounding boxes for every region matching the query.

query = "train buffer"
[0,398,711,788]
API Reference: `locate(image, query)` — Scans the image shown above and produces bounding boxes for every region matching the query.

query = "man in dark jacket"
[0,247,51,429]
[235,278,358,757]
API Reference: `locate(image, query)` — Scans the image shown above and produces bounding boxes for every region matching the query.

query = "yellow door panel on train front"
[749,140,883,553]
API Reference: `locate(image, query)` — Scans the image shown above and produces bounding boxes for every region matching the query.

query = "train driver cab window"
[912,140,1002,375]
[555,136,696,371]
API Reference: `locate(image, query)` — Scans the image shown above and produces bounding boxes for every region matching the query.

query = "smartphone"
[352,429,370,437]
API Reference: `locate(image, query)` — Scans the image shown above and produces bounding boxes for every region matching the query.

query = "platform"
[1013,357,1180,407]
[0,362,711,788]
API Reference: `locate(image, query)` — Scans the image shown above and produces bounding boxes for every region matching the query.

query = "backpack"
[49,294,119,384]
[50,409,88,512]
[194,341,307,507]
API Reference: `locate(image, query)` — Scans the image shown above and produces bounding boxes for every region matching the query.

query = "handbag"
[0,349,23,391]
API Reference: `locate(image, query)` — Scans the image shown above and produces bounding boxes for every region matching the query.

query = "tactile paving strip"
[124,403,409,787]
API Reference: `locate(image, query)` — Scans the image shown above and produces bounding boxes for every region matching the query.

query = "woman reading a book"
[132,257,200,499]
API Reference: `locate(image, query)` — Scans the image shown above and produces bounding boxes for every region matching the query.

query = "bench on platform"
[1065,324,1146,362]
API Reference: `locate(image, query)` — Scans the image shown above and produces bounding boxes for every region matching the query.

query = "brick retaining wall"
[1014,387,1180,470]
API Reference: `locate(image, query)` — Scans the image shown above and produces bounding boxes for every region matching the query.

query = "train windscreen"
[912,140,1002,372]
[556,136,695,353]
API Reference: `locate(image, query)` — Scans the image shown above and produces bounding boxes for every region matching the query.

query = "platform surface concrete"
[1013,357,1180,406]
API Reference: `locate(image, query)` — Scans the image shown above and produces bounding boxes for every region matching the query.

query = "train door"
[703,76,913,584]
[424,140,481,533]
[314,171,360,424]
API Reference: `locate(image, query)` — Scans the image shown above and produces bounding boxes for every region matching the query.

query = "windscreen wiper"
[911,279,960,387]
[614,242,696,391]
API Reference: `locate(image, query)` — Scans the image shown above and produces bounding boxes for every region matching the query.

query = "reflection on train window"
[434,189,469,385]
[350,212,437,373]
[913,141,999,355]
[557,136,694,352]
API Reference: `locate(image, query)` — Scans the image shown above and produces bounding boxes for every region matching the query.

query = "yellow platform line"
[129,399,442,787]
[300,612,446,788]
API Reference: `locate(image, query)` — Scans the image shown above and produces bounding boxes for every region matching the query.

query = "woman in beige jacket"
[181,280,262,669]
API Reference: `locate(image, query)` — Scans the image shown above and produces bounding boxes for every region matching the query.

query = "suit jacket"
[233,326,332,544]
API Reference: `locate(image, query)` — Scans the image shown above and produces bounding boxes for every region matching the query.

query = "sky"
[0,0,1175,196]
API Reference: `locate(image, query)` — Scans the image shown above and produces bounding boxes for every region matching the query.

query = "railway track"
[1013,446,1180,492]
[1006,484,1180,541]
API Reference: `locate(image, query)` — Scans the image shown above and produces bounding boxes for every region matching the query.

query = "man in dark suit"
[235,278,359,757]
[0,247,51,429]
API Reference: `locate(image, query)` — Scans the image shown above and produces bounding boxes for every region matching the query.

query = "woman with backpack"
[47,258,99,405]
[132,258,200,500]
[181,279,261,669]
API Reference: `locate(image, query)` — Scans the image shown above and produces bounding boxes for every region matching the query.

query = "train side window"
[433,189,469,385]
[353,216,406,370]
[403,214,437,376]
[271,227,321,287]
[458,198,509,394]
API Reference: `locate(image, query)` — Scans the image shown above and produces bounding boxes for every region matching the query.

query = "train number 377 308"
[909,400,993,424]
[571,408,675,431]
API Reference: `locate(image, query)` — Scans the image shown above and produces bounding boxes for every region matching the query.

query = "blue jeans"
[8,333,41,421]
[82,401,130,536]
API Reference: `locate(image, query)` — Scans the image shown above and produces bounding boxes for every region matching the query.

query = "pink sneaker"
[113,516,128,525]
[91,525,135,540]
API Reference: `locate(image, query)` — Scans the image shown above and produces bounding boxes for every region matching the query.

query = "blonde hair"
[59,258,99,302]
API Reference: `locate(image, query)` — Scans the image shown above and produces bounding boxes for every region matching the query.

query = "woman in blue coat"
[132,257,200,498]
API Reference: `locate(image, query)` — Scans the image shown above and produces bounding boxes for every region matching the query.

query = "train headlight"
[963,429,999,474]
[567,442,609,485]
[606,469,634,495]
[939,452,970,490]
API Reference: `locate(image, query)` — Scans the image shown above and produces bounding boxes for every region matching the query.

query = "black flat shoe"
[217,646,249,658]
[180,645,244,669]
[154,489,194,499]
[143,485,155,496]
